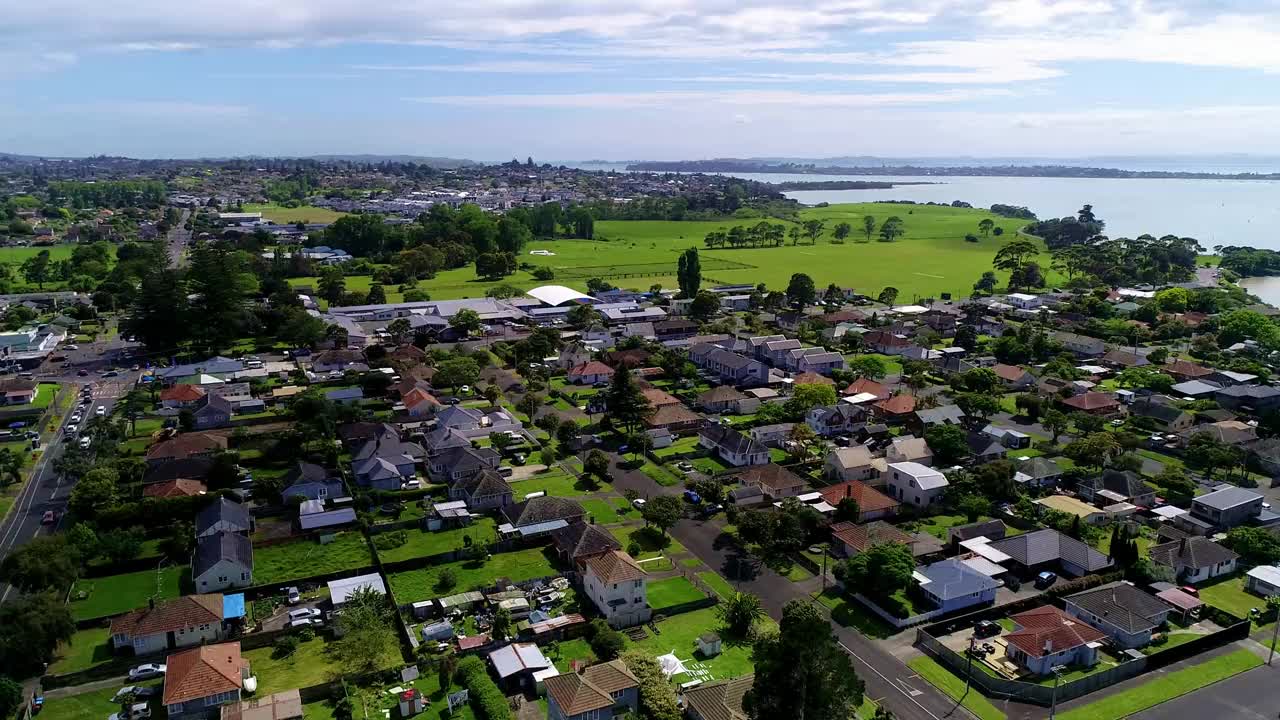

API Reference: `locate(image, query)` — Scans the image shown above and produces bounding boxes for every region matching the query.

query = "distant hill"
[298,154,477,167]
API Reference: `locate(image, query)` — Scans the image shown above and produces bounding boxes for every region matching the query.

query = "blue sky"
[4,0,1280,159]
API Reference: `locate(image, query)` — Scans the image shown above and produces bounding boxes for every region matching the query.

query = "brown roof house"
[111,594,226,656]
[146,432,229,467]
[697,385,760,415]
[1060,392,1122,416]
[737,463,807,500]
[545,660,639,720]
[1003,605,1108,677]
[163,642,250,719]
[992,364,1036,390]
[818,480,899,522]
[683,675,753,720]
[583,550,651,628]
[143,478,208,499]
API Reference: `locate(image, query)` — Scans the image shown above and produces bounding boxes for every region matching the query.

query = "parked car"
[95,405,106,417]
[631,498,647,510]
[65,424,77,435]
[287,608,321,621]
[1034,571,1058,589]
[286,587,301,605]
[974,620,1001,639]
[289,617,322,630]
[108,702,151,720]
[683,490,702,504]
[41,510,56,525]
[111,687,157,703]
[127,663,166,681]
[64,344,79,351]
[1180,585,1199,596]
[70,413,81,423]
[79,436,91,449]
[77,369,89,377]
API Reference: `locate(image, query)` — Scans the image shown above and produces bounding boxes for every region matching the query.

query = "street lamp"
[820,546,829,595]
[1048,665,1067,720]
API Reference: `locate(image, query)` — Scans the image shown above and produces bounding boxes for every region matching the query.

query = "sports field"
[290,202,1045,301]
[243,202,349,224]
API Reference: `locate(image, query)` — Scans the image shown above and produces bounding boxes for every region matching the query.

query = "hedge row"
[455,655,513,720]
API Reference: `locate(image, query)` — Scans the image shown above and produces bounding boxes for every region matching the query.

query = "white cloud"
[981,0,1114,29]
[350,61,596,73]
[404,87,1012,108]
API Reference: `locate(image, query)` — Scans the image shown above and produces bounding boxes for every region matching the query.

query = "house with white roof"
[883,462,948,508]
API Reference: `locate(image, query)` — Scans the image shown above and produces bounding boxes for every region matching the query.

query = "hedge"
[455,655,513,720]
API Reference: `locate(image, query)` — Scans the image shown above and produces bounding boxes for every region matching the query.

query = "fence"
[914,598,1252,707]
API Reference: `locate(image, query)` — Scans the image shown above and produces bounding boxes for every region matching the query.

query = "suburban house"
[831,520,913,558]
[1149,536,1239,583]
[699,424,770,467]
[1064,582,1173,649]
[1129,398,1193,432]
[189,393,233,430]
[1077,470,1157,509]
[864,330,912,355]
[806,403,866,437]
[872,394,917,422]
[428,446,502,485]
[160,384,206,409]
[567,361,616,385]
[162,642,249,719]
[1165,360,1214,382]
[281,462,345,502]
[0,378,37,405]
[682,676,753,720]
[1036,495,1106,524]
[988,529,1113,578]
[1103,349,1149,369]
[644,403,702,433]
[883,461,948,508]
[195,498,251,539]
[992,363,1036,390]
[143,479,208,499]
[690,345,770,386]
[824,445,879,482]
[1189,486,1269,531]
[501,496,588,531]
[842,377,891,400]
[582,550,650,628]
[1061,392,1122,416]
[436,405,523,439]
[887,436,933,466]
[966,432,1008,464]
[402,387,441,417]
[352,425,426,489]
[192,532,253,593]
[1180,420,1256,448]
[552,523,622,567]
[749,422,794,448]
[146,433,228,467]
[697,386,760,415]
[1246,566,1280,597]
[916,558,1000,613]
[449,469,515,511]
[110,594,226,656]
[312,348,368,373]
[737,463,807,500]
[1003,605,1107,677]
[557,342,593,370]
[1051,331,1106,357]
[545,660,640,720]
[913,405,967,432]
[489,643,554,693]
[1214,384,1280,413]
[1014,457,1064,488]
[819,480,899,522]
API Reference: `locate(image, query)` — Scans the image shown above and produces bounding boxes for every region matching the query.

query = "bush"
[587,619,626,660]
[272,634,300,659]
[372,530,408,551]
[456,655,514,720]
[436,567,458,592]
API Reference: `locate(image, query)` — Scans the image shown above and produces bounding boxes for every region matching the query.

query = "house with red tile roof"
[583,551,650,628]
[111,594,225,656]
[873,393,917,422]
[1003,605,1108,677]
[842,377,890,400]
[819,480,899,522]
[1060,392,1122,416]
[402,386,441,417]
[163,642,248,718]
[567,361,615,385]
[143,478,208,499]
[160,383,206,409]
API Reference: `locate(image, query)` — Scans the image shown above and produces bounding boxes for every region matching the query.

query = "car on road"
[111,687,157,703]
[974,620,1001,638]
[128,663,166,681]
[65,423,77,435]
[683,490,702,504]
[70,413,81,423]
[632,498,647,510]
[96,405,106,417]
[286,587,301,605]
[77,369,88,377]
[41,510,56,525]
[103,370,119,378]
[64,344,79,350]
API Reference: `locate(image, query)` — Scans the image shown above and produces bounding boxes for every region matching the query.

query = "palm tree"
[716,592,765,636]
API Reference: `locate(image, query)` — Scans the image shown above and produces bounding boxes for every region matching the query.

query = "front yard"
[39,682,163,720]
[68,565,185,620]
[1197,574,1271,628]
[508,471,595,497]
[1057,649,1261,720]
[252,531,375,586]
[386,546,564,603]
[48,626,112,674]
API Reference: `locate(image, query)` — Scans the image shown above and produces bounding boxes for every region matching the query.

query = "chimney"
[1179,536,1188,555]
[845,485,852,499]
[149,597,156,610]
[1043,638,1053,655]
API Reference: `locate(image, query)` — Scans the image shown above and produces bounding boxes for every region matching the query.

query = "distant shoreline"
[627,160,1280,180]
[769,180,939,191]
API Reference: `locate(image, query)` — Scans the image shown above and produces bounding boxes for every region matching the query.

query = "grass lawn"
[654,436,701,459]
[48,626,112,674]
[31,382,58,409]
[69,565,184,620]
[680,557,703,569]
[243,202,349,224]
[1141,631,1206,656]
[698,571,736,599]
[640,460,683,487]
[39,682,162,720]
[779,562,814,582]
[507,471,598,497]
[816,589,895,639]
[647,576,707,612]
[244,634,402,695]
[1057,650,1262,720]
[387,546,563,603]
[913,513,990,541]
[375,517,498,564]
[907,656,1007,720]
[581,497,634,524]
[253,532,375,586]
[1197,575,1269,626]
[691,454,731,475]
[625,606,770,683]
[609,525,687,559]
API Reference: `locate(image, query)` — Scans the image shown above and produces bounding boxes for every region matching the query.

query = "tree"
[1155,466,1196,504]
[973,271,998,294]
[833,496,861,523]
[716,592,765,636]
[1063,432,1121,470]
[566,303,600,329]
[604,366,653,434]
[1226,526,1280,565]
[745,600,864,720]
[924,424,969,465]
[802,219,826,244]
[68,467,118,520]
[475,251,516,279]
[849,355,887,380]
[587,619,626,661]
[958,494,990,522]
[433,357,481,393]
[877,286,899,306]
[878,216,904,242]
[642,495,683,536]
[959,367,1002,395]
[1014,392,1043,421]
[623,652,682,720]
[0,592,75,677]
[332,586,397,674]
[978,218,995,237]
[993,239,1040,273]
[491,606,512,640]
[832,222,852,242]
[861,215,876,242]
[365,283,387,304]
[20,249,52,289]
[0,535,81,592]
[834,542,914,599]
[448,308,482,337]
[0,449,20,486]
[689,290,720,321]
[955,392,1000,421]
[784,384,837,418]
[0,676,20,720]
[584,449,611,483]
[785,273,816,308]
[677,248,702,299]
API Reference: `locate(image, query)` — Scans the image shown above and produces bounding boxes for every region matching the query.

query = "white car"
[127,663,166,681]
[70,413,82,423]
[287,607,322,621]
[65,424,77,435]
[79,436,91,449]
[632,498,647,509]
[95,405,106,417]
[108,702,151,720]
[64,344,79,351]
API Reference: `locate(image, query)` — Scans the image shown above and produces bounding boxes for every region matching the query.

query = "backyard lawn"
[581,497,637,524]
[508,472,596,497]
[609,525,686,559]
[252,532,375,586]
[375,518,498,564]
[1197,575,1269,625]
[911,513,991,541]
[39,683,163,720]
[625,606,769,683]
[244,634,403,695]
[48,626,112,675]
[69,565,184,620]
[647,576,706,612]
[907,656,1006,720]
[1057,650,1262,720]
[640,461,683,487]
[386,547,563,603]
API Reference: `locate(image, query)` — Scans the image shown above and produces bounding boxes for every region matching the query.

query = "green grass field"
[646,576,707,611]
[243,634,402,695]
[698,571,737,600]
[386,547,563,603]
[508,472,595,497]
[68,565,184,620]
[47,626,112,674]
[243,202,349,224]
[907,656,1007,720]
[252,532,375,586]
[374,517,498,564]
[1057,650,1262,720]
[288,202,1041,301]
[39,682,163,720]
[624,606,770,683]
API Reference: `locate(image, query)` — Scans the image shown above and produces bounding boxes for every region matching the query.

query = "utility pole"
[1049,665,1066,720]
[1269,597,1280,666]
[821,546,828,595]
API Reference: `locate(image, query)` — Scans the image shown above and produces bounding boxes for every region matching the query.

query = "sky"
[5,0,1280,160]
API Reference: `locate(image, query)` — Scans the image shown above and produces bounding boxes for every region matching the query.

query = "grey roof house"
[192,532,253,593]
[195,498,251,538]
[988,529,1112,578]
[281,462,345,502]
[1064,582,1173,649]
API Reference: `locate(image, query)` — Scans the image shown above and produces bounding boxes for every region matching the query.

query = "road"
[167,208,192,268]
[608,453,972,720]
[1129,663,1280,719]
